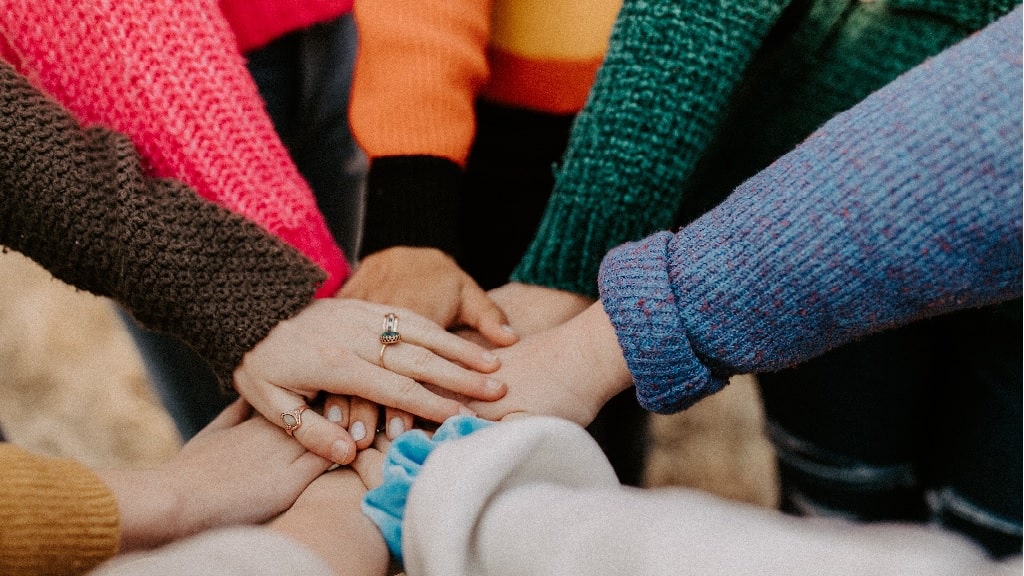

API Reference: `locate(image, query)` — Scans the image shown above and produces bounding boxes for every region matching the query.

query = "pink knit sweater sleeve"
[0,0,348,297]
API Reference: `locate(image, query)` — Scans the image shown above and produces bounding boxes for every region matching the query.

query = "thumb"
[458,285,518,348]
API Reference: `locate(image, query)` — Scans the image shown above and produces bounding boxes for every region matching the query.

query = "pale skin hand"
[339,247,518,344]
[487,282,595,337]
[333,246,519,446]
[269,465,389,576]
[465,302,634,426]
[95,398,331,552]
[232,298,507,465]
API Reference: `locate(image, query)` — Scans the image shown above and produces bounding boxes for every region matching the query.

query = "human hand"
[333,247,519,448]
[487,282,594,336]
[269,466,389,576]
[233,298,507,465]
[465,302,633,426]
[97,398,331,551]
[339,246,519,346]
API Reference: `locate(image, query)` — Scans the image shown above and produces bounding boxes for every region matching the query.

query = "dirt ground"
[0,249,778,507]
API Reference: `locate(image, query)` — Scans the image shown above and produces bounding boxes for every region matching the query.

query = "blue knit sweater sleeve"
[598,9,1023,414]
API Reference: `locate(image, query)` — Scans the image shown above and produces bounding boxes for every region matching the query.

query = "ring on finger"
[379,313,400,369]
[281,405,309,437]
[380,312,401,345]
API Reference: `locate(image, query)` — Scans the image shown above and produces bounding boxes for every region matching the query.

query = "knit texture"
[350,0,619,260]
[351,0,618,164]
[0,61,324,389]
[513,0,1018,297]
[0,444,120,575]
[350,0,491,165]
[359,156,465,259]
[598,9,1023,413]
[0,0,348,296]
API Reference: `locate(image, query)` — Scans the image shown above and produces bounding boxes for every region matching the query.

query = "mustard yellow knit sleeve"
[0,444,120,575]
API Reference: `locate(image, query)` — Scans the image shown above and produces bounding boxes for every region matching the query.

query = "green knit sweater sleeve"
[0,61,325,389]
[511,0,789,297]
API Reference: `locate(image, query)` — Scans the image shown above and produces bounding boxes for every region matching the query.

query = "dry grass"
[0,251,181,468]
[0,249,777,507]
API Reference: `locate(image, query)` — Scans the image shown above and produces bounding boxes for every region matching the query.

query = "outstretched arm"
[600,8,1023,413]
[0,0,348,294]
[386,416,1015,576]
[468,9,1022,422]
[0,59,323,387]
[0,61,506,466]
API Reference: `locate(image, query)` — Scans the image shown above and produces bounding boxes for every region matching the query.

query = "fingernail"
[327,405,343,423]
[502,324,516,335]
[388,417,405,438]
[459,405,477,417]
[331,440,351,464]
[482,351,498,363]
[350,420,366,441]
[486,378,503,390]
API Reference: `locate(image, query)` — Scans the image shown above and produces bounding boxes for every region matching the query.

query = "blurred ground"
[0,249,777,507]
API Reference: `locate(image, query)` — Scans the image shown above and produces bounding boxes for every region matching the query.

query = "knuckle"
[394,377,422,402]
[408,346,434,372]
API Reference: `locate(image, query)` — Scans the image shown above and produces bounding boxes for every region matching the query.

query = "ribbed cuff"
[0,447,120,573]
[359,156,463,259]
[511,186,673,299]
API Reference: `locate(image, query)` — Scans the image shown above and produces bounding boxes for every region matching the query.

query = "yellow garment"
[0,444,120,576]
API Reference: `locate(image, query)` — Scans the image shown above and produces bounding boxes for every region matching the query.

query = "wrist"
[569,303,633,411]
[95,468,182,551]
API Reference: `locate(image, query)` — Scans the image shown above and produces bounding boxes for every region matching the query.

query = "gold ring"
[379,343,389,369]
[281,405,309,437]
[380,313,401,346]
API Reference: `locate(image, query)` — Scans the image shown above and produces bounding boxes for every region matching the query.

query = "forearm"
[0,61,324,387]
[269,469,389,576]
[88,527,337,576]
[599,9,1023,413]
[512,0,788,296]
[350,0,491,164]
[402,418,1008,576]
[0,0,348,294]
[92,469,179,552]
[351,0,491,258]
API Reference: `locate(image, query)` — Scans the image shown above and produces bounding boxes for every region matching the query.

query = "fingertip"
[484,377,508,399]
[331,437,356,465]
[483,322,519,348]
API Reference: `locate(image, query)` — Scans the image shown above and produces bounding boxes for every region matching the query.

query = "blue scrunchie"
[362,415,493,564]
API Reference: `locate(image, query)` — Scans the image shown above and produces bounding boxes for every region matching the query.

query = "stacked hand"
[233,297,508,464]
[328,246,520,453]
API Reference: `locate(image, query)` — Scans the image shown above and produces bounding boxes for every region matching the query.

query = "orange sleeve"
[349,0,492,166]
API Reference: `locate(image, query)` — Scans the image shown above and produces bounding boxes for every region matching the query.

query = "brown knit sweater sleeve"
[0,443,120,574]
[0,60,325,389]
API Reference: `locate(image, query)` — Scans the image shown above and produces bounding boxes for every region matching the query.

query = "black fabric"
[459,100,649,486]
[761,301,1023,558]
[457,100,575,290]
[360,155,464,259]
